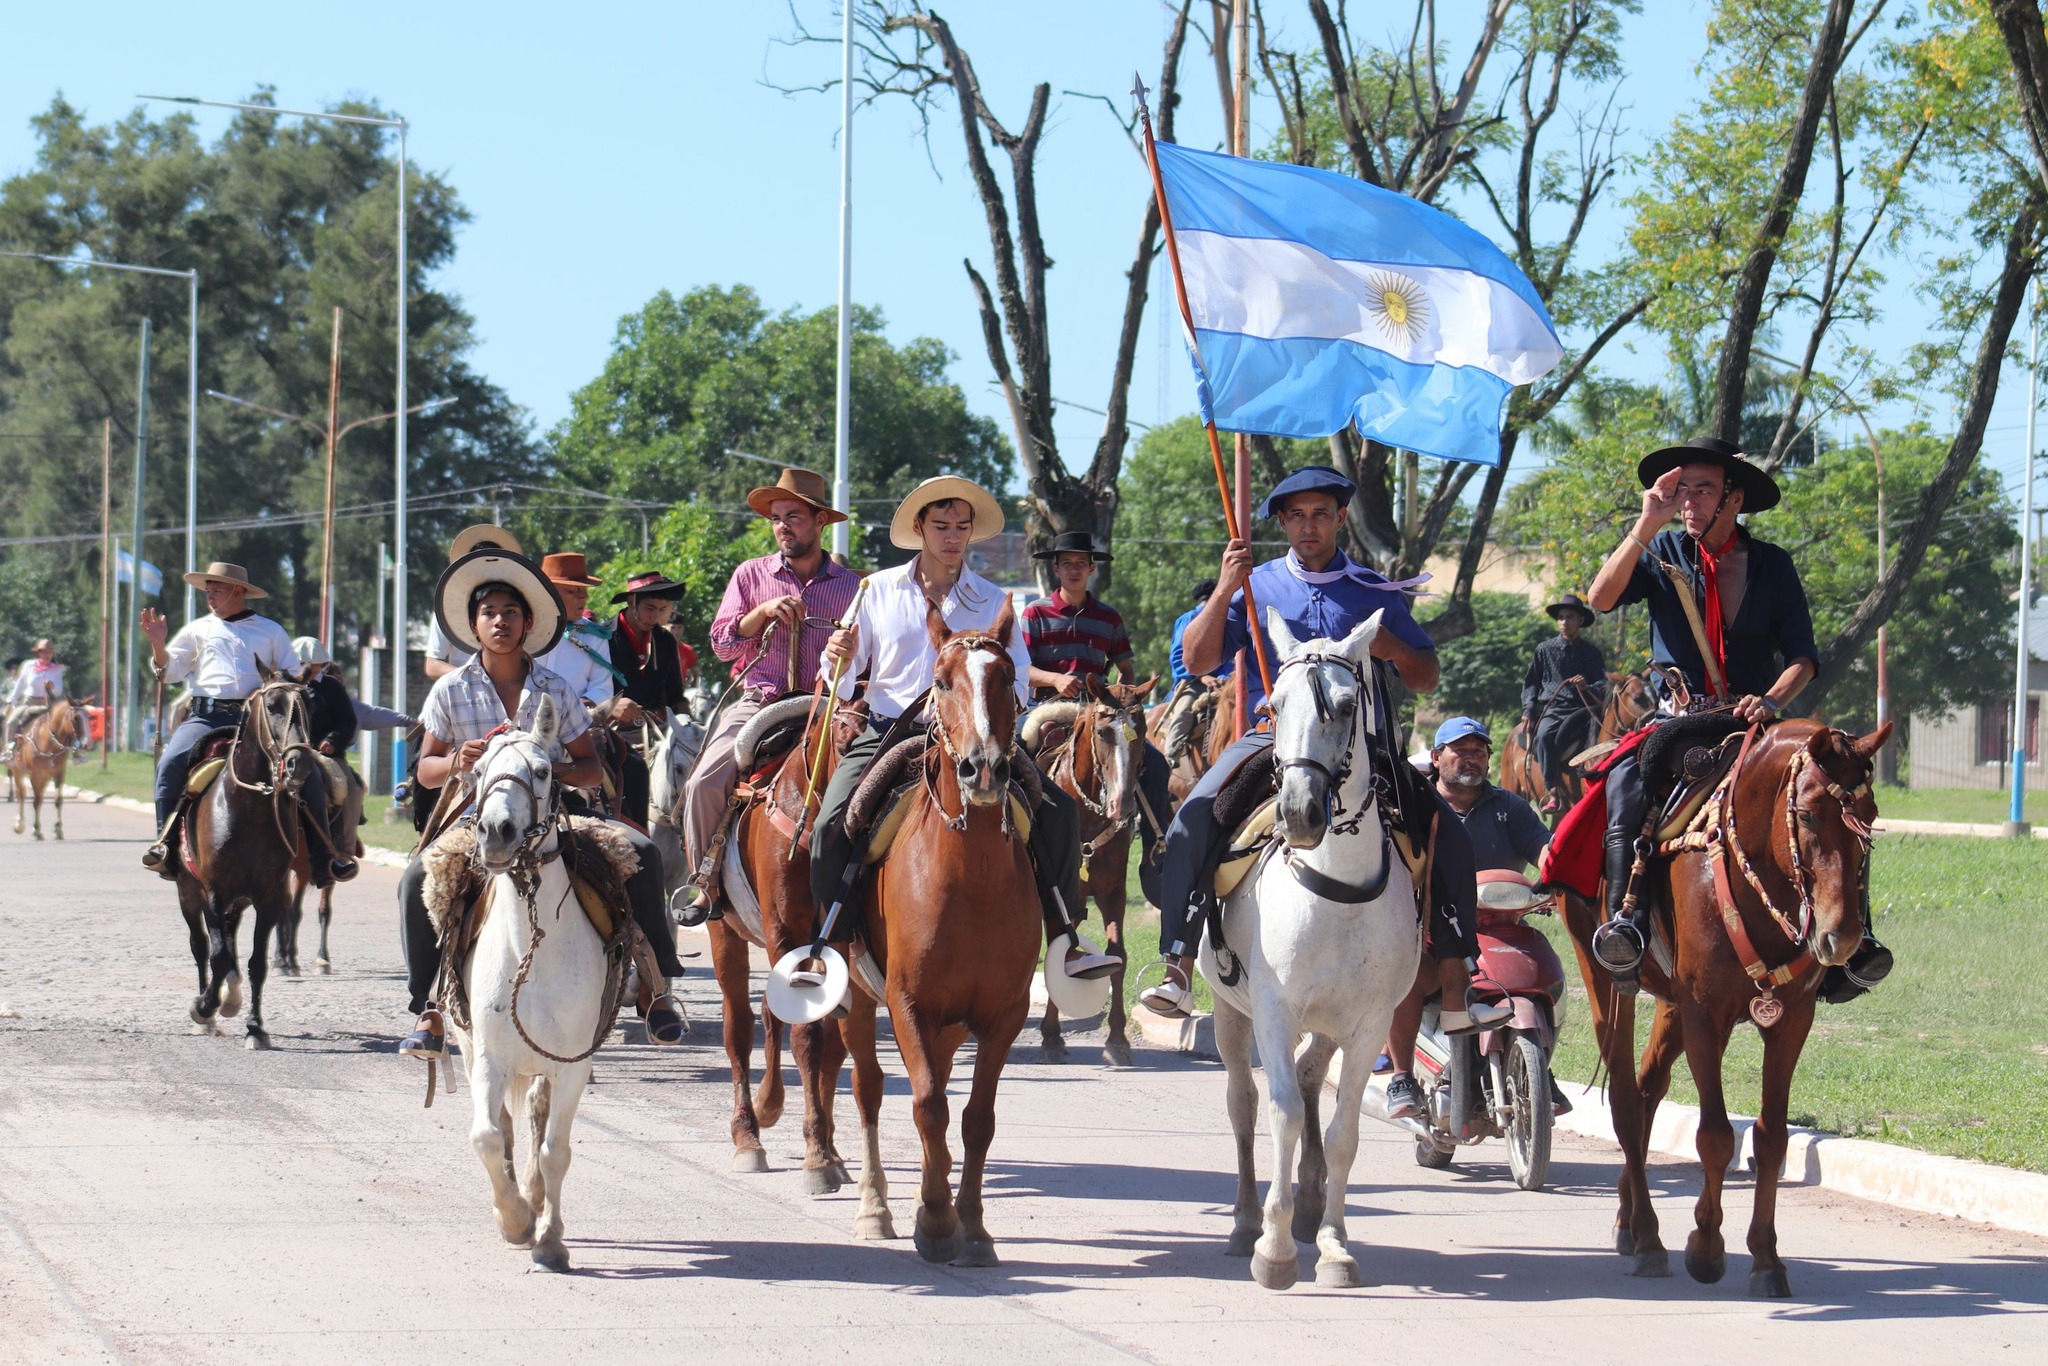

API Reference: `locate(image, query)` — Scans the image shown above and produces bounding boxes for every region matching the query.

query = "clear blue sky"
[1,0,2036,507]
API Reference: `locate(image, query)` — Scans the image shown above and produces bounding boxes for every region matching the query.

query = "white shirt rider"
[8,658,65,707]
[822,559,1030,718]
[161,612,296,699]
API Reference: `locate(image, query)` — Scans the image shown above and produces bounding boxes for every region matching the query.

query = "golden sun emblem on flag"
[1363,270,1431,345]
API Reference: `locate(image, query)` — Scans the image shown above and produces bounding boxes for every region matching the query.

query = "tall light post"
[143,93,409,770]
[2011,282,2040,837]
[0,249,200,619]
[208,388,453,642]
[831,0,855,560]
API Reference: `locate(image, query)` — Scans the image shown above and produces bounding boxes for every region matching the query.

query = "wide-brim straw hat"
[182,561,269,600]
[1636,436,1780,514]
[449,523,524,563]
[434,549,565,657]
[888,476,1005,551]
[291,635,333,667]
[746,466,848,524]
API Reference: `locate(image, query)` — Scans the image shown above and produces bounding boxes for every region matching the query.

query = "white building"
[1908,600,2047,791]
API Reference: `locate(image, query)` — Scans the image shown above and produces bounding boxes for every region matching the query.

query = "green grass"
[1871,784,2045,825]
[66,750,418,853]
[1542,834,2048,1173]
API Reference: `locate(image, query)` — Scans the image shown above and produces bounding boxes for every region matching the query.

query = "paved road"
[4,800,2045,1363]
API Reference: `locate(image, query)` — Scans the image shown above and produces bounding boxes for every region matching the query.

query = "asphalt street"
[3,799,2044,1363]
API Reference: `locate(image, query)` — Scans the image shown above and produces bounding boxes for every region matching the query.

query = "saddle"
[184,731,238,796]
[1637,713,1750,843]
[842,732,1039,865]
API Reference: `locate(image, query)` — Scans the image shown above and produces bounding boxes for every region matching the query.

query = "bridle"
[472,734,565,868]
[223,680,326,854]
[924,632,1019,838]
[1272,649,1375,838]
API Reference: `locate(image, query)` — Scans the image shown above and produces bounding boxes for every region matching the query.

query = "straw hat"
[31,638,54,654]
[745,466,848,524]
[291,636,334,668]
[433,549,566,657]
[887,476,1005,550]
[448,523,524,563]
[182,561,269,599]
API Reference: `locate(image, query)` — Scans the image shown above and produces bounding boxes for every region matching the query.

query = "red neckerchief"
[1698,525,1738,691]
[615,612,651,668]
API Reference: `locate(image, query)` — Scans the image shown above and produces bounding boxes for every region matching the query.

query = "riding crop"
[787,575,870,861]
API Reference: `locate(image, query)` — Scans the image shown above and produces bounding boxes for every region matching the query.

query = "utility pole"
[100,418,112,768]
[126,318,151,753]
[830,0,856,560]
[2009,281,2040,837]
[321,307,343,644]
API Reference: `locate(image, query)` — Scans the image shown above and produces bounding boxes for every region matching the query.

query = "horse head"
[1267,607,1380,850]
[1077,675,1150,825]
[475,697,559,874]
[1771,720,1890,968]
[927,597,1017,808]
[249,681,316,798]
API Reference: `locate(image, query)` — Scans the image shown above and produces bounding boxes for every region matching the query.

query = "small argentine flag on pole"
[1143,113,1562,468]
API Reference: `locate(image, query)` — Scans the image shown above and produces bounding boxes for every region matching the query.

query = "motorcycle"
[1364,868,1568,1191]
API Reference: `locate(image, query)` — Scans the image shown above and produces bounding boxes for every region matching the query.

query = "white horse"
[645,708,703,911]
[451,698,608,1273]
[1200,608,1421,1291]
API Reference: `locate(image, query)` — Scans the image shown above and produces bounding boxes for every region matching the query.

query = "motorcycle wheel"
[1504,1033,1553,1191]
[1414,1135,1453,1170]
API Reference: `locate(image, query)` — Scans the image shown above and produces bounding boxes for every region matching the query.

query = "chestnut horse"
[1503,670,1657,814]
[1560,718,1889,1298]
[840,600,1042,1265]
[8,697,83,839]
[1027,675,1156,1064]
[1148,678,1237,803]
[706,700,863,1190]
[179,680,322,1049]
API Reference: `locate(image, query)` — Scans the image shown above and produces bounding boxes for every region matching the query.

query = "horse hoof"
[316,958,332,975]
[529,1245,572,1274]
[244,1029,272,1052]
[952,1238,1000,1268]
[854,1212,897,1241]
[1251,1250,1299,1291]
[1685,1234,1727,1284]
[188,999,214,1026]
[1226,1228,1259,1258]
[1629,1248,1672,1278]
[1749,1267,1792,1299]
[731,1148,770,1174]
[828,1160,852,1186]
[914,1225,967,1264]
[802,1165,843,1196]
[219,975,242,1018]
[1315,1257,1362,1289]
[1290,1205,1326,1245]
[1614,1227,1637,1257]
[1104,1039,1134,1068]
[1041,1039,1068,1063]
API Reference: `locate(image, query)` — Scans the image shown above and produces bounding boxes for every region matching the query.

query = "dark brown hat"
[1636,435,1780,513]
[610,570,685,604]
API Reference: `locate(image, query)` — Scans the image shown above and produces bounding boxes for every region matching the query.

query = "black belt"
[191,697,245,718]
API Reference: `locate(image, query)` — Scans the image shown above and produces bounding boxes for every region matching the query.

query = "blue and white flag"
[115,549,163,596]
[1156,141,1562,467]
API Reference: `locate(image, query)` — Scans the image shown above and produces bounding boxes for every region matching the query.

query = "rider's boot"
[142,804,184,881]
[638,977,686,1045]
[1137,953,1195,1017]
[399,1006,446,1061]
[328,854,359,883]
[1437,958,1514,1035]
[1590,828,1648,988]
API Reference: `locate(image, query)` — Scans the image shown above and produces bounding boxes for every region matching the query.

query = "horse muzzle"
[1277,769,1330,850]
[955,750,1010,806]
[1812,927,1857,968]
[477,812,525,872]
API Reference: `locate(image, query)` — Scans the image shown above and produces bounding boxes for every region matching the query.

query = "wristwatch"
[1758,696,1782,715]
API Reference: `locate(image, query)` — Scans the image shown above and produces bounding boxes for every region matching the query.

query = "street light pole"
[0,250,200,619]
[831,0,855,561]
[2011,282,2040,837]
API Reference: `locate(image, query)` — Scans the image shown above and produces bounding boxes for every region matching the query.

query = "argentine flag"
[1156,141,1562,467]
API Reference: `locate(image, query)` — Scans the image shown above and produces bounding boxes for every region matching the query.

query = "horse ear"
[532,695,559,750]
[993,594,1016,649]
[1851,720,1894,761]
[926,602,952,652]
[1337,609,1386,663]
[1123,675,1160,704]
[1265,607,1302,661]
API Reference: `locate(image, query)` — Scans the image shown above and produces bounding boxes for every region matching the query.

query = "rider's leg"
[807,719,887,913]
[1134,741,1174,909]
[1591,751,1650,983]
[1025,767,1119,980]
[296,761,353,886]
[1159,683,1199,765]
[144,715,225,869]
[601,819,687,1043]
[681,696,759,897]
[1140,730,1273,1014]
[1382,952,1436,1116]
[1533,710,1565,802]
[618,745,651,827]
[1429,799,1512,1035]
[397,853,446,1058]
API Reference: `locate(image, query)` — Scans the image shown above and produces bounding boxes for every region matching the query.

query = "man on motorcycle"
[1384,718,1553,1120]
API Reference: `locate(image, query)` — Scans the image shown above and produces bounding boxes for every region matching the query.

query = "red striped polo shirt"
[1022,592,1133,680]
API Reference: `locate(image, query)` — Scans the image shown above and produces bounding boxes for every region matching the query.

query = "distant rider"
[1520,594,1606,812]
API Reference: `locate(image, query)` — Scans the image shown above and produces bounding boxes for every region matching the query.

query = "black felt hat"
[1546,593,1596,627]
[1636,435,1780,513]
[1032,530,1112,563]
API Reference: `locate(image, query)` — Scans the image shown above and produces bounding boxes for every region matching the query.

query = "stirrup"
[1592,917,1646,973]
[1440,993,1513,1036]
[399,1010,446,1061]
[1135,959,1191,1018]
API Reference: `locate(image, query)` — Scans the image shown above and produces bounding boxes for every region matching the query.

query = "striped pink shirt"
[708,553,862,698]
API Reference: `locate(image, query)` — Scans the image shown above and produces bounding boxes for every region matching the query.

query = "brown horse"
[1560,718,1888,1298]
[1026,675,1156,1064]
[1503,670,1657,815]
[279,755,364,976]
[178,680,322,1049]
[1147,678,1238,803]
[839,600,1042,1265]
[705,696,863,1190]
[8,697,83,839]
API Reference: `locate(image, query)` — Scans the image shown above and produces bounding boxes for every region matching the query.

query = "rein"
[221,682,323,855]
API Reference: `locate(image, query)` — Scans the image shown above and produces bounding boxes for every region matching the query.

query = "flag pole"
[1134,76,1276,703]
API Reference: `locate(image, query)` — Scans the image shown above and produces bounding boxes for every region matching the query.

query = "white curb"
[1876,817,2048,839]
[1136,1005,2048,1242]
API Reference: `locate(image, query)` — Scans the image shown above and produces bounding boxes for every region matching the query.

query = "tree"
[787,2,1195,591]
[1431,591,1553,729]
[540,285,1010,568]
[0,93,538,672]
[592,504,778,671]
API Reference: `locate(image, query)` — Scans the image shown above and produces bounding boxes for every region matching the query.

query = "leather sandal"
[399,1009,446,1061]
[1440,992,1513,1037]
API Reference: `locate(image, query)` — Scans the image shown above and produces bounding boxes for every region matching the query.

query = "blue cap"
[1258,465,1358,519]
[1433,716,1492,748]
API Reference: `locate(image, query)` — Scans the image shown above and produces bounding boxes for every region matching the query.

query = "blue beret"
[1258,465,1358,519]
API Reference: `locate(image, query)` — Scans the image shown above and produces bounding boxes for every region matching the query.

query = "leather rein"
[1265,649,1395,906]
[222,681,333,858]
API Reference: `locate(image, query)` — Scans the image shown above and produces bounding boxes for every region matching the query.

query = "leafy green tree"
[1432,592,1554,732]
[542,285,1010,569]
[0,93,538,704]
[0,554,94,672]
[590,504,776,673]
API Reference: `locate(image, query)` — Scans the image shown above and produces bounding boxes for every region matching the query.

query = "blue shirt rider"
[1136,465,1511,1039]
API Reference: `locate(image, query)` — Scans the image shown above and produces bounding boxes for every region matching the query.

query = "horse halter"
[1272,649,1373,833]
[925,632,1017,837]
[472,736,563,866]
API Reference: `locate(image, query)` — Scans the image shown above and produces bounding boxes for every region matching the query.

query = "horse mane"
[1020,700,1082,751]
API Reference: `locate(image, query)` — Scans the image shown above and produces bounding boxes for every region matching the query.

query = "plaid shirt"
[709,552,862,698]
[1022,592,1133,680]
[419,656,590,766]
